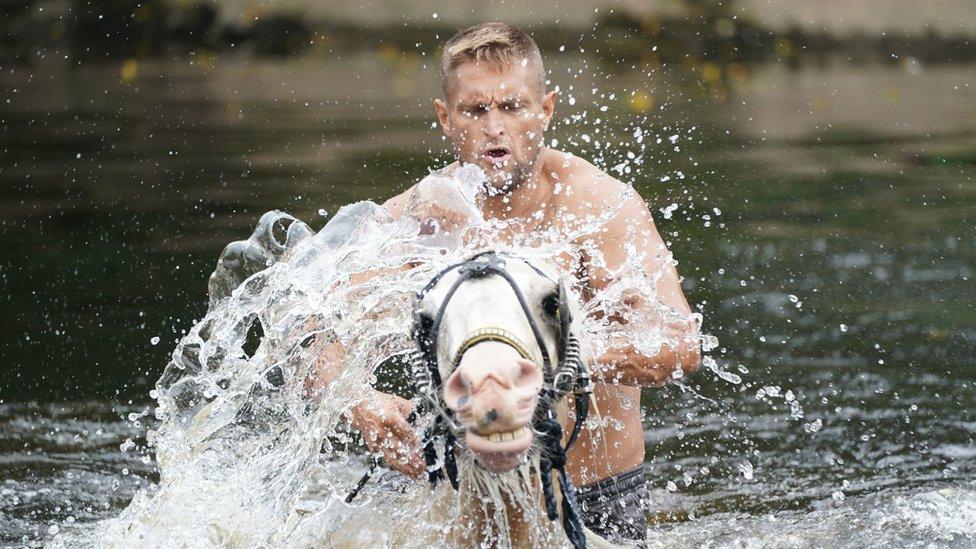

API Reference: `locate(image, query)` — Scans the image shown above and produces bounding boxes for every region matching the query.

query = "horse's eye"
[541,293,560,318]
[416,312,434,337]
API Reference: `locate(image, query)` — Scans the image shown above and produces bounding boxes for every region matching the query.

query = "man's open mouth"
[483,147,511,164]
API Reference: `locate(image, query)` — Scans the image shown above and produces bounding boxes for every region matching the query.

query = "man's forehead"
[447,61,541,102]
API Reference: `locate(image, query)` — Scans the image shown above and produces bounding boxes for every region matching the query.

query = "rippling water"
[1,56,974,546]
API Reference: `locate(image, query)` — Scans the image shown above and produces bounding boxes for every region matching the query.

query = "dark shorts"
[576,465,648,545]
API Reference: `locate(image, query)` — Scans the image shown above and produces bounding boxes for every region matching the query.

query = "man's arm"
[304,192,426,478]
[306,337,425,478]
[579,183,701,387]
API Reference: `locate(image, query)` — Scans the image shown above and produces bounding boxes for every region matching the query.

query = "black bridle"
[409,250,592,549]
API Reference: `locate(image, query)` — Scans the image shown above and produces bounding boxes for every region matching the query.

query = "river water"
[1,54,974,546]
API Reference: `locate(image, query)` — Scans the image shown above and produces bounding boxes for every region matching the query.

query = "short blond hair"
[441,22,545,99]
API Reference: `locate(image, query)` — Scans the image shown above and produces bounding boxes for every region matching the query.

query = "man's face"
[435,61,557,192]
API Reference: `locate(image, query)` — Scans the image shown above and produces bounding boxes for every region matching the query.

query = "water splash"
[49,164,704,547]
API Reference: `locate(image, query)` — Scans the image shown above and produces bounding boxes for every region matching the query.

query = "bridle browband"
[409,250,592,549]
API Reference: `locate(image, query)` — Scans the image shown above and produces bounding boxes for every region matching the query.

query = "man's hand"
[350,390,426,479]
[303,301,426,480]
[402,169,481,236]
[413,201,470,235]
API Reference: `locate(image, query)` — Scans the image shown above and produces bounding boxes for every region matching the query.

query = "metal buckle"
[553,368,576,394]
[458,253,505,278]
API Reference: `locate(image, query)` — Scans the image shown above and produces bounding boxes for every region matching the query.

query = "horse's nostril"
[477,408,499,429]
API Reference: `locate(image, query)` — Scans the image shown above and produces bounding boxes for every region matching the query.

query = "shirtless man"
[334,22,700,544]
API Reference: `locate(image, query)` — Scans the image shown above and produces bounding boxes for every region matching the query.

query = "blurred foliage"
[1,0,973,66]
[1,0,312,63]
[594,9,976,70]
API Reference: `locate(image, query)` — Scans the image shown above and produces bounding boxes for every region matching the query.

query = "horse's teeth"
[483,427,528,442]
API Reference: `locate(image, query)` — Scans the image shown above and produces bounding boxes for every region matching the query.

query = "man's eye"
[502,103,520,111]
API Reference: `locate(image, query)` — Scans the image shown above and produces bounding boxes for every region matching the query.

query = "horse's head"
[413,251,587,474]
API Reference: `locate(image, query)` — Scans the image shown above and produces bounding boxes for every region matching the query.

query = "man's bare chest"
[471,215,590,286]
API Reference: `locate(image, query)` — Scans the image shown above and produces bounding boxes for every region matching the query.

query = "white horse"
[407,251,621,548]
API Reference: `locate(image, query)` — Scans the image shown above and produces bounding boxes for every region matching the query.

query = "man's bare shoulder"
[544,149,645,217]
[383,162,461,220]
[382,187,415,221]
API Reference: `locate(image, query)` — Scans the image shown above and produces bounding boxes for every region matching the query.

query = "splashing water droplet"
[738,461,754,481]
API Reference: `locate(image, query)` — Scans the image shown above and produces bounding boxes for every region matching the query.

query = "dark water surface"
[1,56,974,545]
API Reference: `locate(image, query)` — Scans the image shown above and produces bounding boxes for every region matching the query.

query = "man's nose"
[481,108,505,138]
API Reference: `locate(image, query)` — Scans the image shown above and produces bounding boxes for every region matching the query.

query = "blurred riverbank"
[3,0,975,68]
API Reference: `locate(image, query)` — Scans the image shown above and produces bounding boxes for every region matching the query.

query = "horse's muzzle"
[443,343,543,471]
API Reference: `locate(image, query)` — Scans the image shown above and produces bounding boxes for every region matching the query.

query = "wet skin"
[369,59,701,485]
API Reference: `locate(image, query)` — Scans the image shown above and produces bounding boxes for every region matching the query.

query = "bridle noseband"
[409,250,592,549]
[449,327,539,371]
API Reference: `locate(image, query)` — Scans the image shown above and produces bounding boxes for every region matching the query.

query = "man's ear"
[433,98,452,136]
[541,90,557,130]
